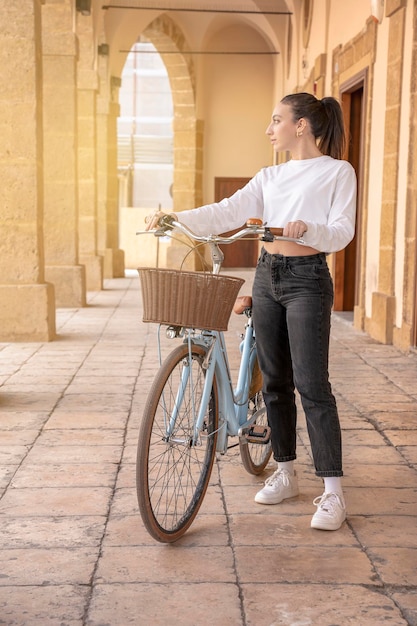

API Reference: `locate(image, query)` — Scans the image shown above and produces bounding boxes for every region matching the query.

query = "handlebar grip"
[269,227,284,237]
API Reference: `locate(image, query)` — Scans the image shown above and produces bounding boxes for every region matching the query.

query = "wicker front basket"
[138,268,245,331]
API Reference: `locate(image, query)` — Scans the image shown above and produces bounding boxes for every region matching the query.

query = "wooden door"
[334,83,364,311]
[214,177,259,268]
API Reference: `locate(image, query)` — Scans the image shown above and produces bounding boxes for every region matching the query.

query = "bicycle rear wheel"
[136,342,218,543]
[240,357,272,475]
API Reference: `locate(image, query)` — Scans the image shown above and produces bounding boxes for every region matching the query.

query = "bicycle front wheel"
[136,342,218,543]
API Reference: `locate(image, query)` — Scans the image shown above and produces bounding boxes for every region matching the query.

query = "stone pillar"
[0,0,55,341]
[42,0,86,307]
[77,13,103,290]
[395,0,417,349]
[173,116,204,211]
[162,116,204,269]
[369,0,406,344]
[96,53,125,278]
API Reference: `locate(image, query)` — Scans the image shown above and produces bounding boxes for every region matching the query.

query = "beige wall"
[199,24,274,203]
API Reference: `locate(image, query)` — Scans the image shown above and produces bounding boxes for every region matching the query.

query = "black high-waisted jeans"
[252,248,342,477]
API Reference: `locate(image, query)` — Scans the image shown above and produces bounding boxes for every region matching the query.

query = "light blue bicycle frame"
[170,319,260,455]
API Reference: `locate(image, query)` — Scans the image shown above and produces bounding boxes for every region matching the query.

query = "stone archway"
[144,16,203,212]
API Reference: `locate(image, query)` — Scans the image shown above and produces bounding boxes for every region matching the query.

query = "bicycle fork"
[163,336,218,448]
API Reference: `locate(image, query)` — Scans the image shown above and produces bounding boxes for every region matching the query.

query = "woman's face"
[265,102,300,152]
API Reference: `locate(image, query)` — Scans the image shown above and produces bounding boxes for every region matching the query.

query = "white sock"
[323,476,343,496]
[278,461,295,476]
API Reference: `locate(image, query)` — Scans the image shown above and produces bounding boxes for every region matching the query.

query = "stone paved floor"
[0,270,416,626]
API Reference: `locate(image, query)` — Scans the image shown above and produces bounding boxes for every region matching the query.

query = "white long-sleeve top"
[177,155,357,254]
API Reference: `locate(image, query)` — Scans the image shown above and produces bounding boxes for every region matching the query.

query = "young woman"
[146,92,357,531]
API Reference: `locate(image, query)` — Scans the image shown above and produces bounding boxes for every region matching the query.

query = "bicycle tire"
[136,342,218,543]
[239,357,272,475]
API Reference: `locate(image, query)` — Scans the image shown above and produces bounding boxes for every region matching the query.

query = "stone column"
[370,0,406,344]
[96,53,125,278]
[172,117,203,211]
[0,0,55,341]
[77,13,103,290]
[161,116,203,270]
[42,0,86,306]
[396,0,417,349]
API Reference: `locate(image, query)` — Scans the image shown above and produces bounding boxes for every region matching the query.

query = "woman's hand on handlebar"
[283,220,307,239]
[145,211,177,231]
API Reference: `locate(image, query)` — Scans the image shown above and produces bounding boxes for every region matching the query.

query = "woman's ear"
[296,118,307,134]
[295,118,307,138]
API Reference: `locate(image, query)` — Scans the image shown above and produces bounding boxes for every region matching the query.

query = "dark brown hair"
[281,92,346,159]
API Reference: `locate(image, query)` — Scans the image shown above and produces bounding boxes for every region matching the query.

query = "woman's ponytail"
[319,97,346,159]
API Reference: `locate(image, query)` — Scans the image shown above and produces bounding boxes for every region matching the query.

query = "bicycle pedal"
[240,424,271,444]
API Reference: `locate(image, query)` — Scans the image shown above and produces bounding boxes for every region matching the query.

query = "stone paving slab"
[235,545,378,585]
[0,515,106,549]
[0,486,113,517]
[241,584,409,626]
[0,272,416,625]
[87,583,243,626]
[0,586,89,626]
[9,463,118,488]
[0,547,99,585]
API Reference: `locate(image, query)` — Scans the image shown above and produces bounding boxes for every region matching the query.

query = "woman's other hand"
[283,220,307,239]
[145,211,169,231]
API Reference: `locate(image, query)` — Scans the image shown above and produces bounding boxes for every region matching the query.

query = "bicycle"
[136,216,298,543]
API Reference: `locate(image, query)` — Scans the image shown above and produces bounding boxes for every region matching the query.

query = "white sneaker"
[254,469,299,505]
[311,492,346,530]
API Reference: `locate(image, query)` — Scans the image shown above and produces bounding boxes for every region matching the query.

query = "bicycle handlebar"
[137,215,303,244]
